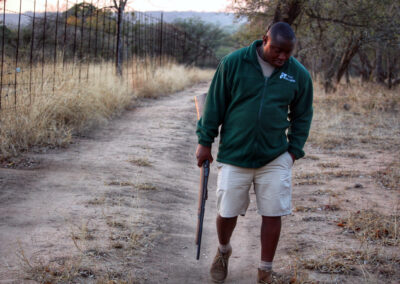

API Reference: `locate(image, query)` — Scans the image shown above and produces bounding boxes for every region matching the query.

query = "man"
[195,22,313,283]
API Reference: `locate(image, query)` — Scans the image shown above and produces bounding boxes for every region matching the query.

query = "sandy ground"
[0,82,399,283]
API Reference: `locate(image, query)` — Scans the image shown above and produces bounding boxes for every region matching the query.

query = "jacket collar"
[244,39,292,70]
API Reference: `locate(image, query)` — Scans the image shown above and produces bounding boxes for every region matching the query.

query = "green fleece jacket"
[196,39,313,168]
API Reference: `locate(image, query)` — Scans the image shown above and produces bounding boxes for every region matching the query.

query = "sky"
[4,0,232,13]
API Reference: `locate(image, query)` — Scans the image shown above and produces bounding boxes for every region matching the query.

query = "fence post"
[159,12,163,66]
[41,0,48,92]
[53,0,59,92]
[115,0,126,77]
[62,0,68,68]
[29,0,36,105]
[0,0,5,109]
[14,0,22,107]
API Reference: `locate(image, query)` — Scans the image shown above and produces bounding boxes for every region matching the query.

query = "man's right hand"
[196,144,213,167]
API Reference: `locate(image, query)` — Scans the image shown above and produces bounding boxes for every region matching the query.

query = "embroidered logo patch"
[279,72,296,83]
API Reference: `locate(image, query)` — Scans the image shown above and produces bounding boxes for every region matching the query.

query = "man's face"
[261,34,295,67]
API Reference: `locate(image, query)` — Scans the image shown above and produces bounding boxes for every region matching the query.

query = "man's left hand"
[289,152,296,164]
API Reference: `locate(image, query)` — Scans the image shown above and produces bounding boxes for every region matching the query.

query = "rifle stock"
[195,93,208,260]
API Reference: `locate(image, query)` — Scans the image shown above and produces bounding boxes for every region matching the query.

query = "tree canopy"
[229,0,400,90]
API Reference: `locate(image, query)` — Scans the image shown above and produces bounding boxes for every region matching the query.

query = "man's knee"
[261,215,282,225]
[218,214,238,220]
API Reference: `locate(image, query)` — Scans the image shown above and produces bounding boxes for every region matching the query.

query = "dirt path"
[0,82,398,283]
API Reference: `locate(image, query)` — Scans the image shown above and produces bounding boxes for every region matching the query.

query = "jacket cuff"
[198,139,212,148]
[288,145,304,160]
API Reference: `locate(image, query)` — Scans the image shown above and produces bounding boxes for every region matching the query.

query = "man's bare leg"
[257,216,282,283]
[261,216,281,261]
[216,214,238,245]
[210,214,237,282]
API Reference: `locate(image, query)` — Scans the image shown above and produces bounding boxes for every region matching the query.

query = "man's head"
[259,22,296,68]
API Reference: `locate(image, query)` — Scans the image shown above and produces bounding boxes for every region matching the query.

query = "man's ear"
[262,34,268,45]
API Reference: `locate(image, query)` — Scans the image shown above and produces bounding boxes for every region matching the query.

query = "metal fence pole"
[129,12,134,85]
[62,0,68,68]
[73,0,78,70]
[87,0,94,81]
[106,7,111,66]
[41,0,48,92]
[159,12,163,66]
[29,0,37,105]
[136,12,140,84]
[0,0,5,109]
[78,0,85,82]
[94,0,99,61]
[53,0,60,93]
[101,2,106,61]
[143,13,147,79]
[14,0,22,107]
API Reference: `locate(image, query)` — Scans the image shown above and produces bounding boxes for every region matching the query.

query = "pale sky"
[5,0,232,13]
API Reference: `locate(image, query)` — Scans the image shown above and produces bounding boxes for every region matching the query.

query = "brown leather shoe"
[257,268,272,284]
[210,248,232,283]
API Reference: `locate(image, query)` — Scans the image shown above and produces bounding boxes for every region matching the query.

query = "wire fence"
[0,0,218,111]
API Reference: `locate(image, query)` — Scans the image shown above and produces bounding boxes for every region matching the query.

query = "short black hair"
[266,22,296,42]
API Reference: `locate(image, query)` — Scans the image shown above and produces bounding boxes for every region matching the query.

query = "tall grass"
[308,79,400,190]
[308,79,400,151]
[0,59,213,158]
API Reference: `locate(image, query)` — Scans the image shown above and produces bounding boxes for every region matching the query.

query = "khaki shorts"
[216,151,294,217]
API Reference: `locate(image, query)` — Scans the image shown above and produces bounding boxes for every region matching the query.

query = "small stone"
[354,183,363,188]
[343,103,351,110]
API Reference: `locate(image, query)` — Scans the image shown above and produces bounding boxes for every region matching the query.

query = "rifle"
[195,93,209,260]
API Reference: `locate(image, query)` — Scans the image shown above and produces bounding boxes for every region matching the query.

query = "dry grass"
[302,256,356,275]
[312,188,342,197]
[0,59,213,159]
[337,209,399,246]
[135,183,157,190]
[373,160,400,190]
[317,162,340,168]
[308,80,400,151]
[325,170,362,178]
[294,203,340,212]
[303,155,320,160]
[106,180,135,187]
[338,152,367,159]
[137,63,213,98]
[294,170,361,187]
[17,209,147,282]
[301,247,399,280]
[87,196,106,206]
[128,157,152,167]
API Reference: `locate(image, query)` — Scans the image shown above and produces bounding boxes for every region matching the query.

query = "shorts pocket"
[280,171,292,212]
[285,152,294,168]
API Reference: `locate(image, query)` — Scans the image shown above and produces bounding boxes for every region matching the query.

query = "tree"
[172,17,233,63]
[229,0,400,90]
[112,0,128,76]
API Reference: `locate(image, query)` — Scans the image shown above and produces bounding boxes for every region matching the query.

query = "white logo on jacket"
[279,72,296,83]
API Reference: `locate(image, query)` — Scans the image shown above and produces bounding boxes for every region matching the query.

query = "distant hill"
[146,11,246,32]
[3,11,246,33]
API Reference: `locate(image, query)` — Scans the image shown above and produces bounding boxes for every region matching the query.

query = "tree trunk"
[335,35,361,84]
[272,0,302,25]
[357,50,373,82]
[375,43,385,84]
[323,53,339,93]
[115,0,126,77]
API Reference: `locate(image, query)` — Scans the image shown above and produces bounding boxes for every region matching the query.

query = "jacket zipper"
[257,67,279,122]
[257,77,269,121]
[252,48,281,165]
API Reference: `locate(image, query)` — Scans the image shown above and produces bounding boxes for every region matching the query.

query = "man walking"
[195,22,313,283]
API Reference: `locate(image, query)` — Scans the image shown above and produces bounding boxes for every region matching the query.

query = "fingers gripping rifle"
[195,93,209,260]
